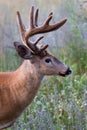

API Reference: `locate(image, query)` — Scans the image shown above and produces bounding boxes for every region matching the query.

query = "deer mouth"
[59,68,72,77]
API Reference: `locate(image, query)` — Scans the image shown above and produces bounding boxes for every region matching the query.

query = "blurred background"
[0,0,87,130]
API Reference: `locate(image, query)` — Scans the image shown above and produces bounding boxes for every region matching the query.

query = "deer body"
[0,7,72,129]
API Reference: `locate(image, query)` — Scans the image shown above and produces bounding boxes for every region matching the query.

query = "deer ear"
[14,42,31,59]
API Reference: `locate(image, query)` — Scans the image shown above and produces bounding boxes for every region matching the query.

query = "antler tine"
[44,15,53,25]
[26,40,38,53]
[40,44,48,52]
[30,6,34,28]
[26,36,47,54]
[47,18,67,32]
[16,11,25,37]
[34,36,44,45]
[35,8,39,27]
[49,12,53,16]
[44,12,53,25]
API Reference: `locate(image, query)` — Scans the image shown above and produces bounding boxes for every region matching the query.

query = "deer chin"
[59,73,66,77]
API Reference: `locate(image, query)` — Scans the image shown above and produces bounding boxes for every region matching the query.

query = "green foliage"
[0,49,22,72]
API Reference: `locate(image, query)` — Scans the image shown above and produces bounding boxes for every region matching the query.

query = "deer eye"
[45,58,52,63]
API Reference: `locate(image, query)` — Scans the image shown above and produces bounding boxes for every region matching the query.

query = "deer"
[0,6,72,130]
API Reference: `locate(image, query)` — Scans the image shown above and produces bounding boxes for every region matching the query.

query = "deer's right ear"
[14,42,31,59]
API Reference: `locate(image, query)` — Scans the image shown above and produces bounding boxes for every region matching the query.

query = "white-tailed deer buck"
[0,7,72,130]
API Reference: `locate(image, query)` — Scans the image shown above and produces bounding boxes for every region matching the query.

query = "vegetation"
[0,0,87,130]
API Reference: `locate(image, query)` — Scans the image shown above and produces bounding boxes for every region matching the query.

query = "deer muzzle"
[59,67,72,77]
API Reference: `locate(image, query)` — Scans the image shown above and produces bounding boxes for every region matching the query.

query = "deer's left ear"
[14,42,31,59]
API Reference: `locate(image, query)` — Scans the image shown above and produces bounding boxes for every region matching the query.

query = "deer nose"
[65,68,72,75]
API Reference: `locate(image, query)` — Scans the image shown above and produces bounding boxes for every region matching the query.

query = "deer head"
[14,6,72,77]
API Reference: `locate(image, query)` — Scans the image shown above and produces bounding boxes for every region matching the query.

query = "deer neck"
[18,60,43,83]
[14,60,43,110]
